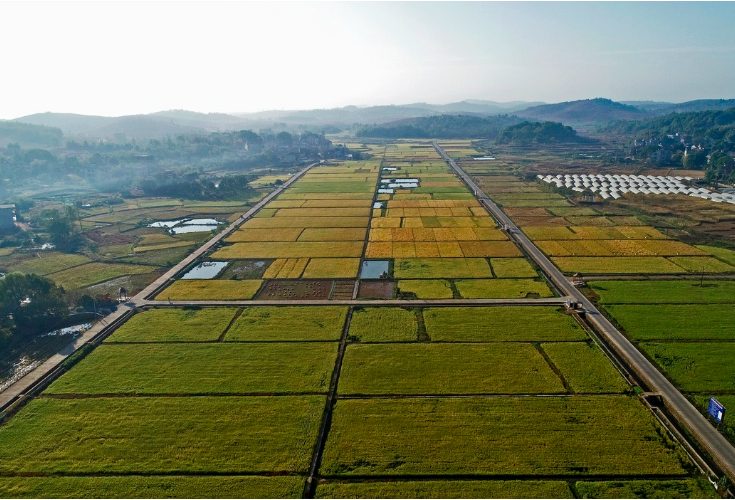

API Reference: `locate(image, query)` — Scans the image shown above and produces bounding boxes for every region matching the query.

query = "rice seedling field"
[540,342,630,393]
[640,342,735,393]
[45,343,337,395]
[156,279,263,300]
[0,396,323,474]
[320,396,690,476]
[339,343,565,395]
[105,308,239,342]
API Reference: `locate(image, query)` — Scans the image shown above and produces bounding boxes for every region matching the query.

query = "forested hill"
[355,114,522,139]
[516,98,652,126]
[598,107,735,147]
[0,121,63,148]
[494,121,587,145]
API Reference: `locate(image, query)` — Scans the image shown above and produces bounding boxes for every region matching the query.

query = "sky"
[1,1,734,119]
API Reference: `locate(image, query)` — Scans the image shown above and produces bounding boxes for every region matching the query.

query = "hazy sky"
[2,1,734,119]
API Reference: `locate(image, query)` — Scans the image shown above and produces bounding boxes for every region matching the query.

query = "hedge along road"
[433,140,735,483]
[0,162,317,412]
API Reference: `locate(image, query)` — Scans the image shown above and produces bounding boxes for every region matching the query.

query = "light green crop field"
[454,279,554,298]
[8,253,91,276]
[574,479,718,499]
[424,307,587,342]
[316,480,573,499]
[155,280,263,300]
[667,256,735,273]
[541,342,629,394]
[0,396,324,474]
[640,342,735,393]
[697,245,735,266]
[603,304,735,341]
[394,258,493,279]
[321,396,689,476]
[589,280,735,304]
[490,258,539,278]
[348,308,418,342]
[397,279,454,299]
[47,262,155,289]
[105,308,238,342]
[339,343,565,395]
[0,476,305,499]
[45,343,337,395]
[226,306,348,341]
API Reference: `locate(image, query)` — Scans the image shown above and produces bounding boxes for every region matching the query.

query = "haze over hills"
[7,98,734,141]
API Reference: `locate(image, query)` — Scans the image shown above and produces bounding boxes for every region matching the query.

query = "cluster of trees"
[356,114,522,139]
[0,274,67,346]
[494,121,585,144]
[139,172,255,200]
[0,121,63,148]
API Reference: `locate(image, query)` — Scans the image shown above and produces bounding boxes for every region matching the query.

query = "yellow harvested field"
[414,242,442,257]
[227,228,303,242]
[243,217,369,228]
[402,218,424,228]
[393,242,417,258]
[297,228,367,241]
[212,241,364,259]
[274,208,370,218]
[156,280,263,300]
[370,218,402,228]
[365,242,393,258]
[302,258,361,278]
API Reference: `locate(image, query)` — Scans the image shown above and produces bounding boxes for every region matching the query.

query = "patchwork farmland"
[0,140,729,499]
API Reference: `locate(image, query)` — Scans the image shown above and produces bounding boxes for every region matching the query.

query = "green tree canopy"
[0,273,67,337]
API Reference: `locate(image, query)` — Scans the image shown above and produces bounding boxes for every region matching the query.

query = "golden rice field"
[156,280,263,300]
[365,241,520,259]
[302,258,361,279]
[212,241,364,259]
[368,227,507,242]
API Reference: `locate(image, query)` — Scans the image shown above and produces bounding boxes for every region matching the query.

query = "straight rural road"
[148,297,570,307]
[434,140,735,482]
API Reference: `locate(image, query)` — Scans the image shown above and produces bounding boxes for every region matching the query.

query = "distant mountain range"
[8,98,734,141]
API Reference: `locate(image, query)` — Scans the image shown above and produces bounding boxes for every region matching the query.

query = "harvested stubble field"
[156,280,263,300]
[348,307,418,342]
[105,308,239,342]
[589,280,735,304]
[603,304,735,341]
[454,279,554,298]
[320,396,690,476]
[339,343,565,395]
[423,307,587,342]
[226,306,347,341]
[0,396,323,474]
[45,343,337,395]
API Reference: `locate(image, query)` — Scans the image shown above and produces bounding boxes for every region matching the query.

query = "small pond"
[360,260,390,279]
[149,218,222,233]
[181,261,229,279]
[372,202,383,209]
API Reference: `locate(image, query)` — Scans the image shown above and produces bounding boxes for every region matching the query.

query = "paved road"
[147,297,570,307]
[434,141,735,481]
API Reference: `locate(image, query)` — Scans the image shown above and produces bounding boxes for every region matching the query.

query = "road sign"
[708,397,725,424]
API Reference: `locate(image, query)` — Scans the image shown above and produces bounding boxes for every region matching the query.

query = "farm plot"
[105,308,238,342]
[574,479,717,499]
[263,258,310,279]
[394,258,493,279]
[603,304,735,341]
[226,227,303,242]
[348,307,418,342]
[47,262,156,290]
[541,342,629,393]
[155,280,263,300]
[298,228,367,241]
[0,475,305,499]
[551,256,686,274]
[212,241,364,259]
[639,342,735,393]
[226,306,347,341]
[490,257,538,277]
[316,480,573,499]
[589,280,735,304]
[0,396,323,474]
[45,343,337,395]
[397,279,454,299]
[424,307,587,342]
[242,217,369,228]
[320,396,690,476]
[302,258,361,279]
[454,279,554,298]
[667,256,735,273]
[257,280,333,300]
[339,343,565,395]
[7,252,91,275]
